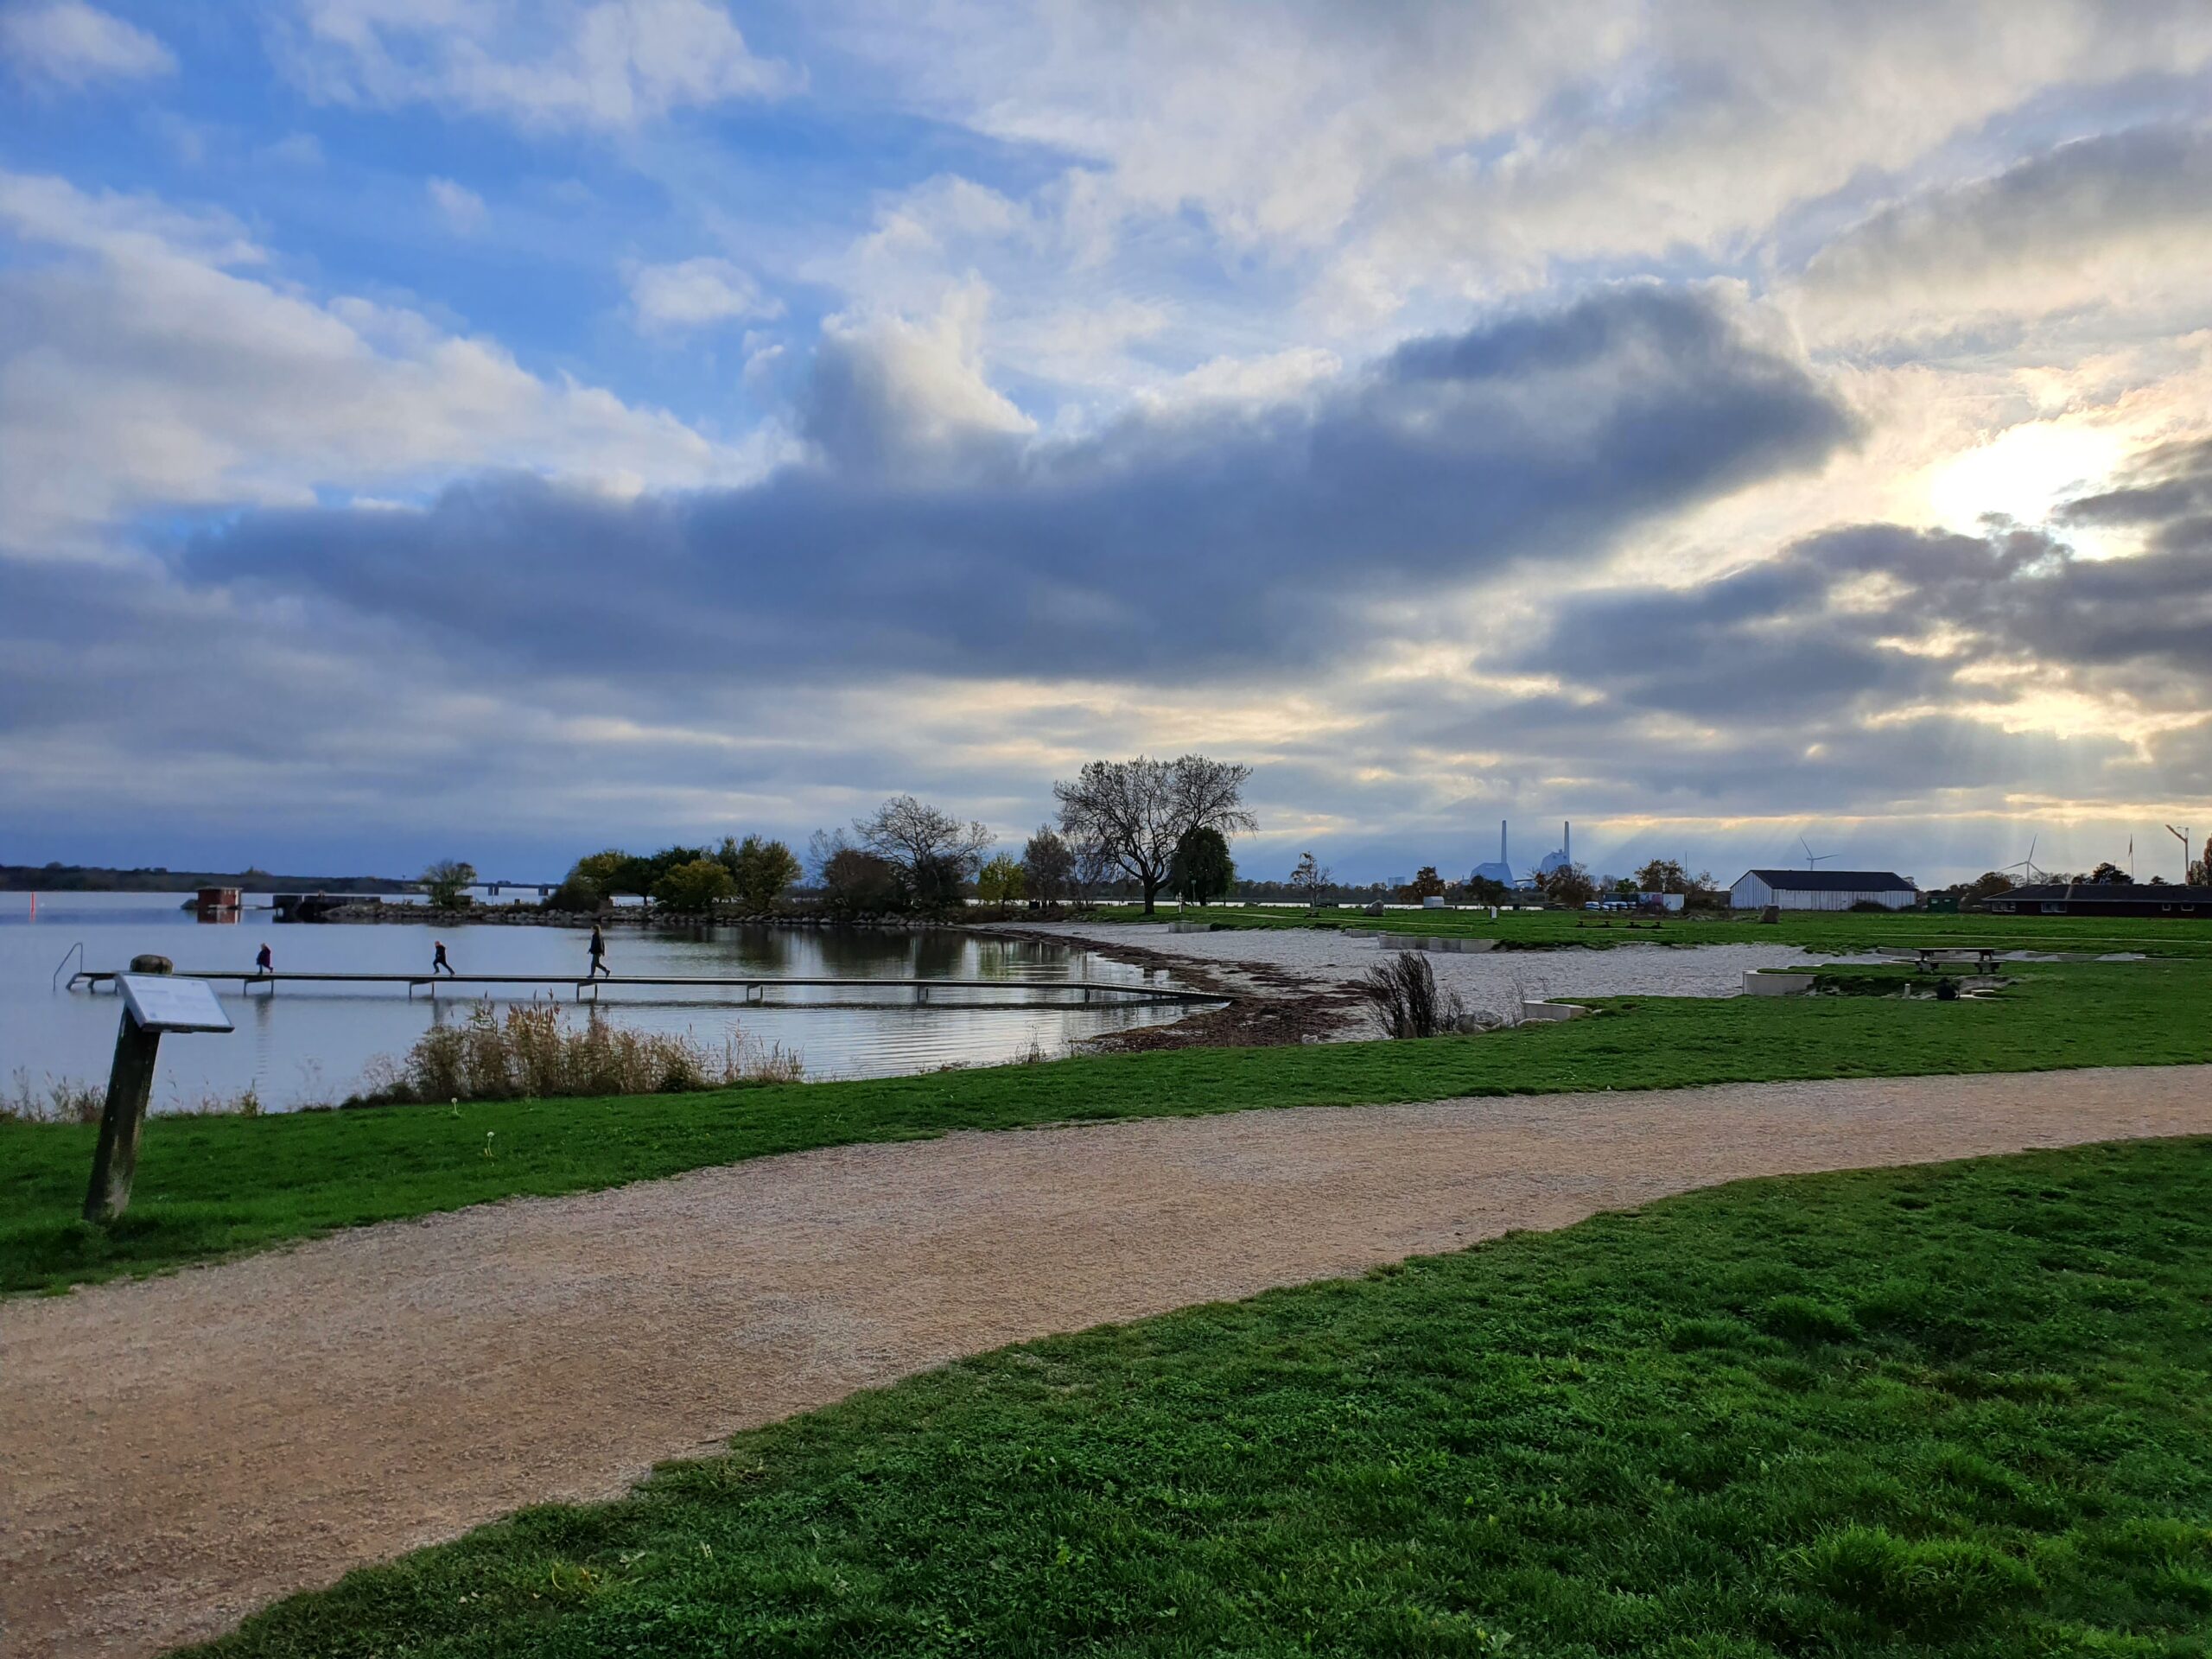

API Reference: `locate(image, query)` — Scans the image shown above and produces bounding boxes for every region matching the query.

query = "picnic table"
[1905,948,1999,974]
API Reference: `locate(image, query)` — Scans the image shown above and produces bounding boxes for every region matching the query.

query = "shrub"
[422,858,476,909]
[821,848,905,913]
[1357,950,1469,1039]
[545,877,602,913]
[358,1002,801,1104]
[3,1071,104,1123]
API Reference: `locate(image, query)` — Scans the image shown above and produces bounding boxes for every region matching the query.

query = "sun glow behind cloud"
[1922,418,2134,550]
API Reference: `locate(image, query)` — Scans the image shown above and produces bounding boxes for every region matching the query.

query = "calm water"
[1,893,1183,1111]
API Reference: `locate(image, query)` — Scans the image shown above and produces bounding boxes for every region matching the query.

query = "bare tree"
[1052,754,1256,914]
[1288,850,1332,912]
[855,795,994,907]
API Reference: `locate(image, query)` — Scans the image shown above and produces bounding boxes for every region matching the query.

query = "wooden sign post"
[83,959,233,1224]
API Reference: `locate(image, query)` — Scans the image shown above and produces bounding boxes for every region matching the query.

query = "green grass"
[1096,903,2212,957]
[6,961,2210,1298]
[194,1136,2212,1657]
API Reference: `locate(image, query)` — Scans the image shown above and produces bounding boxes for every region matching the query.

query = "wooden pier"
[65,969,1225,1010]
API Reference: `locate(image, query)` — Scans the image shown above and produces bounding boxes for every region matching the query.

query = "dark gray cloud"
[1518,465,2212,734]
[188,285,1853,684]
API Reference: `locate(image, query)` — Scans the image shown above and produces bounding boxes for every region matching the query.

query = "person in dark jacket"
[432,940,455,977]
[588,925,610,977]
[254,943,273,976]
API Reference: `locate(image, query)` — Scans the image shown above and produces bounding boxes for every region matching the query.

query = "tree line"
[505,754,1259,917]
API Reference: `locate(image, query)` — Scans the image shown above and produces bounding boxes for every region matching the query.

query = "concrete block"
[1744,970,1815,996]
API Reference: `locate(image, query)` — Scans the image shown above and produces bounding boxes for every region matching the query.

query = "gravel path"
[997,920,1877,1024]
[6,1065,2209,1658]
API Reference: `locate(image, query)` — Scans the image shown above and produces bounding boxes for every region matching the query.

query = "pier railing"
[66,969,1226,1011]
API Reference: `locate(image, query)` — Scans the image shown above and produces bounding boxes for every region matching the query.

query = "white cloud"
[831,0,2212,327]
[1139,347,1342,411]
[800,284,1036,473]
[627,255,782,331]
[284,0,798,130]
[425,175,486,232]
[0,0,172,86]
[257,131,327,168]
[0,171,766,562]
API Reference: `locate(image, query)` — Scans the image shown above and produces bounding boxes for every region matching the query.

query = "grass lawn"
[1085,903,2212,958]
[194,1135,2212,1657]
[5,960,2209,1298]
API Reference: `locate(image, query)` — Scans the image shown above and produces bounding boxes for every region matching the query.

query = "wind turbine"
[2004,834,2044,885]
[1799,836,1835,872]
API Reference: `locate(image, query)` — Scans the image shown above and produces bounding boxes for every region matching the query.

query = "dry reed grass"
[3,1071,105,1124]
[356,1001,803,1105]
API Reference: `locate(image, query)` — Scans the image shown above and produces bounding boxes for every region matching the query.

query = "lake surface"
[1,893,1184,1112]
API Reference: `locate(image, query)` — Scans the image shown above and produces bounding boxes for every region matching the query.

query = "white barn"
[1731,869,1916,912]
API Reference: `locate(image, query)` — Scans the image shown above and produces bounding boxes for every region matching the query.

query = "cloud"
[1513,493,2212,745]
[1,1,172,86]
[798,286,1036,473]
[426,175,486,232]
[1792,124,2212,345]
[190,283,1852,683]
[627,255,781,331]
[0,170,760,561]
[282,0,798,131]
[836,0,2212,322]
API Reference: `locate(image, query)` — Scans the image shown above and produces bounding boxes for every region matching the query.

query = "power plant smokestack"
[1501,820,1507,864]
[1563,820,1571,867]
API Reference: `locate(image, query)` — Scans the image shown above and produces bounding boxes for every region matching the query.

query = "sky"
[3,0,2209,887]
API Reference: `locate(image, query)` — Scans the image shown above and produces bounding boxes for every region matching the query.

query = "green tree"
[1395,866,1447,902]
[2088,861,2129,885]
[1538,862,1597,908]
[976,854,1027,907]
[1962,870,2017,905]
[1634,858,1689,893]
[652,858,734,912]
[1465,874,1511,906]
[1169,825,1237,906]
[422,859,476,910]
[820,848,903,913]
[545,876,603,913]
[569,849,653,899]
[1020,825,1075,907]
[721,836,801,912]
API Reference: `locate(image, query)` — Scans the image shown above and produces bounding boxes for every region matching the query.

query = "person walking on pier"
[588,925,611,978]
[432,941,455,978]
[254,943,272,977]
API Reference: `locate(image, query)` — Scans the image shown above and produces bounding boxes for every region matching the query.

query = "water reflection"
[3,898,1185,1111]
